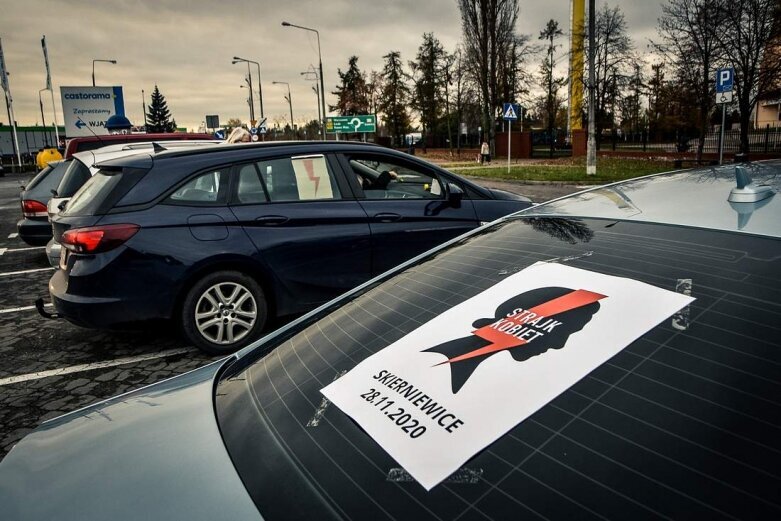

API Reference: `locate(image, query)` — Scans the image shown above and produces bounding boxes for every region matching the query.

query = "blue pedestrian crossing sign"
[716,67,734,93]
[502,103,520,121]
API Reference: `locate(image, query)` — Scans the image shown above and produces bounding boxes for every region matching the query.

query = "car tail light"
[21,200,48,218]
[61,224,140,254]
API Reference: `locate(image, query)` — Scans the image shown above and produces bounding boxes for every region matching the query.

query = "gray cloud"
[1,0,664,130]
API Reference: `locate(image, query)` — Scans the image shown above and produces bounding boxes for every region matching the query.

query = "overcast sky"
[1,0,663,131]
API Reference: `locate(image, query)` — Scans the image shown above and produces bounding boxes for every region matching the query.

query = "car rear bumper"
[17,218,52,246]
[49,268,170,329]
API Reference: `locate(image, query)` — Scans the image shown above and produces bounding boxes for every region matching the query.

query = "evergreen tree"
[330,56,370,116]
[146,85,175,133]
[410,33,446,144]
[378,51,411,146]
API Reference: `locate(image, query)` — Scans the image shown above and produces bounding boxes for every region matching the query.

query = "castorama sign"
[60,86,125,137]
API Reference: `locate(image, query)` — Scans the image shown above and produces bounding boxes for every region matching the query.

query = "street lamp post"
[301,67,324,139]
[38,88,49,147]
[233,57,263,121]
[92,59,117,87]
[272,81,294,137]
[282,21,326,140]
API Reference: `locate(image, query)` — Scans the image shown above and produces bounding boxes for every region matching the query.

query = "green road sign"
[326,114,377,133]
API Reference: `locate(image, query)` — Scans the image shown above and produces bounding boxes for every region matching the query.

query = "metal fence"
[607,126,781,154]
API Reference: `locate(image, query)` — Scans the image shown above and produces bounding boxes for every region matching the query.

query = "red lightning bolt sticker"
[302,159,320,196]
[437,289,607,365]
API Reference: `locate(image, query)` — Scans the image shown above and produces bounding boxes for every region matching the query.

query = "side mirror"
[447,183,464,208]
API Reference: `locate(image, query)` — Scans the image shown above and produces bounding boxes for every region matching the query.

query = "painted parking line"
[7,232,18,239]
[0,246,46,256]
[0,303,52,315]
[0,347,195,387]
[0,267,54,278]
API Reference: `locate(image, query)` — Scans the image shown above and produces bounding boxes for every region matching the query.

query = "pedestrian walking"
[480,141,490,164]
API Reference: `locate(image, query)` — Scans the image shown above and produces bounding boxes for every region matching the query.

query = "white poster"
[60,86,125,137]
[322,262,694,490]
[291,155,334,200]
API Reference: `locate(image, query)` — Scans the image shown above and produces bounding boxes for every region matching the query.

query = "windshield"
[216,217,781,519]
[56,159,92,198]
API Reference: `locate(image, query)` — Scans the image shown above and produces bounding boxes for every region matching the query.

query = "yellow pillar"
[569,0,585,131]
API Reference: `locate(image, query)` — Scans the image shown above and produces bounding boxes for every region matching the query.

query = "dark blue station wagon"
[46,142,531,353]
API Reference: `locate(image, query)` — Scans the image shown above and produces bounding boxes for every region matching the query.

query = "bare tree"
[586,4,633,148]
[656,0,722,160]
[713,0,781,153]
[457,0,520,153]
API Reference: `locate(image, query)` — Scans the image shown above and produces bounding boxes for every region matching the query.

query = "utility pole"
[141,89,147,130]
[586,0,596,175]
[38,89,49,147]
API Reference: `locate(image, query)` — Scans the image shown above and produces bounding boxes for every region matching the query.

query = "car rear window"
[24,164,54,190]
[26,161,70,194]
[62,167,149,216]
[216,217,781,520]
[56,159,92,197]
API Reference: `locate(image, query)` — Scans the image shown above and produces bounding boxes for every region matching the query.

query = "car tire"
[181,270,267,355]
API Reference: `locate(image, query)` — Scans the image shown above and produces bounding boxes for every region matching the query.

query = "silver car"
[2,161,779,520]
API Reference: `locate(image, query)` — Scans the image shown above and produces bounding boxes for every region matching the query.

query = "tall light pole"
[141,89,147,129]
[282,21,326,140]
[301,66,323,139]
[273,81,294,136]
[233,57,264,120]
[38,88,49,147]
[92,59,116,87]
[231,60,255,124]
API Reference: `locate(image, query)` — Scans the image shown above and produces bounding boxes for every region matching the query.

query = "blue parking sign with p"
[716,68,734,93]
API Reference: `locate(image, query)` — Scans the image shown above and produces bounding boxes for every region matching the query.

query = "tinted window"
[236,164,268,204]
[62,172,122,216]
[257,155,341,202]
[348,155,443,200]
[56,159,92,197]
[25,164,55,191]
[61,167,149,216]
[217,218,781,519]
[167,169,228,205]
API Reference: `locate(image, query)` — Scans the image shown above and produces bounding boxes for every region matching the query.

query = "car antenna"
[152,142,167,154]
[728,164,775,203]
[75,117,107,146]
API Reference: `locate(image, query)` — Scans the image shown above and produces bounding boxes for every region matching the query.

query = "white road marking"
[0,267,54,277]
[7,232,18,239]
[0,347,195,387]
[0,303,52,315]
[0,246,45,256]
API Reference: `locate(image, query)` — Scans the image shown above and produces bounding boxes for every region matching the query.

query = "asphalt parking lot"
[0,170,576,458]
[0,172,222,456]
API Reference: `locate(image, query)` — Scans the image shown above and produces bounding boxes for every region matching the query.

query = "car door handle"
[255,215,289,226]
[373,212,402,223]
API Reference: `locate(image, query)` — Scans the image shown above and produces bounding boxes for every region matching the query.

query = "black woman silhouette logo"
[425,287,606,393]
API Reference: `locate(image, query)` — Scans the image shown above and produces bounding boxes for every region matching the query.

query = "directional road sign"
[214,129,225,140]
[326,114,377,133]
[716,67,734,93]
[502,103,520,121]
